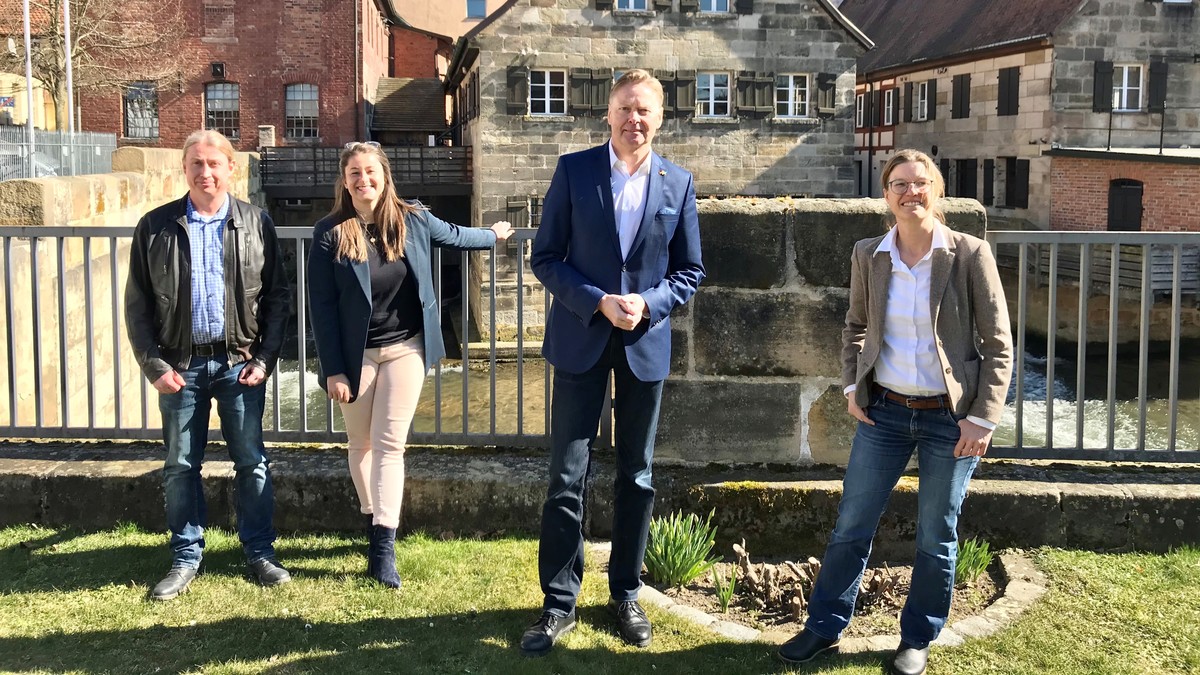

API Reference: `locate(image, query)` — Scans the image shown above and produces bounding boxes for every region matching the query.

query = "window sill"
[772,116,820,126]
[690,11,737,20]
[612,10,656,17]
[691,116,739,125]
[523,114,576,123]
[201,37,238,45]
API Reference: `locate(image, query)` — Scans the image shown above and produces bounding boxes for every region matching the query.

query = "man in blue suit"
[520,69,705,656]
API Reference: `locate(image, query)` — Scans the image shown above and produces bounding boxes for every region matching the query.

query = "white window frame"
[775,74,811,118]
[883,88,895,125]
[696,72,731,118]
[855,93,865,128]
[284,83,319,139]
[528,69,567,116]
[1113,63,1144,112]
[615,0,648,10]
[700,0,730,12]
[915,80,929,121]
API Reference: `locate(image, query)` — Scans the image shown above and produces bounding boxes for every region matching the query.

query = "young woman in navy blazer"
[307,142,512,587]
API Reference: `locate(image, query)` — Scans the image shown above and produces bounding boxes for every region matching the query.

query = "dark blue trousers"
[538,329,663,616]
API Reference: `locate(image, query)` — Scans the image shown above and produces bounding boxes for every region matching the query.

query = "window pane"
[205,83,239,139]
[466,0,486,18]
[285,84,319,139]
[124,82,159,139]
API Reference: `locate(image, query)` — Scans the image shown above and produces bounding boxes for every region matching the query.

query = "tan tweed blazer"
[841,224,1014,424]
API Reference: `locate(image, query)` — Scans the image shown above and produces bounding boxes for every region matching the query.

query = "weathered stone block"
[693,289,846,377]
[806,384,856,465]
[696,199,789,289]
[958,480,1063,549]
[655,380,804,464]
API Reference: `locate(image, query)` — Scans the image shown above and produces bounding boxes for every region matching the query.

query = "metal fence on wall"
[0,127,116,181]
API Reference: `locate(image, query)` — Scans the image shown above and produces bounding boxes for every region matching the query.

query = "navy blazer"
[307,206,497,402]
[531,144,705,382]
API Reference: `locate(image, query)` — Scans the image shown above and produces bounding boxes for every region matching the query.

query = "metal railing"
[987,230,1200,462]
[0,225,553,448]
[260,145,472,187]
[0,127,117,180]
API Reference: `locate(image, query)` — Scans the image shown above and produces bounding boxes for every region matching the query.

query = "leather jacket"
[125,194,291,383]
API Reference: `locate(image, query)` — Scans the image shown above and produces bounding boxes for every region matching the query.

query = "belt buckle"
[904,396,919,409]
[195,343,215,357]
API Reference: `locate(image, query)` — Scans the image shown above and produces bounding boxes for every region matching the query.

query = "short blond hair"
[881,149,947,225]
[182,129,235,164]
[610,68,665,107]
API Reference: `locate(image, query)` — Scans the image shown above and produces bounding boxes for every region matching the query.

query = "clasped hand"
[598,293,646,331]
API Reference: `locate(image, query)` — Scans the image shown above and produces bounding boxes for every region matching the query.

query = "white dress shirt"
[846,224,995,431]
[609,142,651,260]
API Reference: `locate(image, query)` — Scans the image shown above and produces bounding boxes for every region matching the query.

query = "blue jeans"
[805,389,979,648]
[538,329,663,616]
[159,356,277,569]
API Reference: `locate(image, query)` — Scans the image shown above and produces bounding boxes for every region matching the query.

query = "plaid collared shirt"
[186,195,230,345]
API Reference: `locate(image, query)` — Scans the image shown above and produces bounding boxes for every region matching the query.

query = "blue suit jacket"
[307,206,497,402]
[531,144,705,382]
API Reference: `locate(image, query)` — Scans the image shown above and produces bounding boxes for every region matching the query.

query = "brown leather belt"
[872,384,950,410]
[193,341,226,357]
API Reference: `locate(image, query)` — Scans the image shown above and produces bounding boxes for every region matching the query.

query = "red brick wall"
[78,0,385,151]
[1051,156,1200,232]
[391,30,445,79]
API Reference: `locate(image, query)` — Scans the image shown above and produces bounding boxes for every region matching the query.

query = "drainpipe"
[866,78,875,197]
[355,0,362,141]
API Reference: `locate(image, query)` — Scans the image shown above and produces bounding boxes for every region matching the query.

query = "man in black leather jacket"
[125,130,291,601]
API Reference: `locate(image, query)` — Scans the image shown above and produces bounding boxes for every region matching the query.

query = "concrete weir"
[1,443,1197,555]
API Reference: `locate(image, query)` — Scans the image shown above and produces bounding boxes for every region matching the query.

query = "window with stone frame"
[915,80,929,121]
[529,69,567,116]
[1112,64,1143,112]
[775,74,811,118]
[700,0,730,11]
[204,83,240,139]
[882,88,895,125]
[285,84,319,139]
[696,72,730,117]
[616,0,647,9]
[123,82,159,139]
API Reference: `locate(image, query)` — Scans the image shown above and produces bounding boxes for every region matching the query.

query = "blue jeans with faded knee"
[159,356,276,569]
[805,389,979,648]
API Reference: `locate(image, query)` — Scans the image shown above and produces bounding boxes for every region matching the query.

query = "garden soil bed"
[651,558,1003,639]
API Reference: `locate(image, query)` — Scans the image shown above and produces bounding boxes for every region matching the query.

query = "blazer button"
[622,264,627,272]
[945,367,952,373]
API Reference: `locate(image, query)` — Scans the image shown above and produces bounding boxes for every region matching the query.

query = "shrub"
[644,509,720,588]
[711,565,738,613]
[955,537,993,586]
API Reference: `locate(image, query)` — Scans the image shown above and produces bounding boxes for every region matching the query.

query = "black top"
[364,225,423,348]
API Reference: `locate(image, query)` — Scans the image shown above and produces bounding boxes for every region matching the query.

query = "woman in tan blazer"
[779,149,1013,675]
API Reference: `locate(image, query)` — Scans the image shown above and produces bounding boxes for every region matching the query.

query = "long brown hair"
[329,142,425,262]
[880,149,947,226]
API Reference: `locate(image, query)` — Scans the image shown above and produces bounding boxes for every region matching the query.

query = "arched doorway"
[1107,179,1143,231]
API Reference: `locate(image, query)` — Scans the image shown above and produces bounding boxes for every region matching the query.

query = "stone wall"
[655,196,987,466]
[0,149,264,432]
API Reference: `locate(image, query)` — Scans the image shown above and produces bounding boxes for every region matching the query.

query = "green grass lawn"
[0,524,1197,674]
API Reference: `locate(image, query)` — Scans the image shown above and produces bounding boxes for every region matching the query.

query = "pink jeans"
[340,335,425,529]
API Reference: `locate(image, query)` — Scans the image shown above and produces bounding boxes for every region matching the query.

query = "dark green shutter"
[680,0,699,10]
[653,0,671,9]
[596,0,613,9]
[656,70,677,118]
[735,0,754,14]
[939,158,951,195]
[983,159,994,206]
[570,68,593,116]
[756,72,774,116]
[959,159,978,199]
[998,67,1019,116]
[1015,159,1030,209]
[817,72,836,117]
[507,66,529,115]
[903,81,913,123]
[735,71,754,117]
[1148,61,1168,113]
[592,68,612,114]
[926,78,938,121]
[676,70,696,117]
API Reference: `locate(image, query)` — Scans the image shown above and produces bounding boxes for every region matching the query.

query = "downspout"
[866,78,875,197]
[355,0,362,141]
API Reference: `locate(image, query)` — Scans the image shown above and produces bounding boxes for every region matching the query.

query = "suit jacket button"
[945,367,952,373]
[622,264,627,272]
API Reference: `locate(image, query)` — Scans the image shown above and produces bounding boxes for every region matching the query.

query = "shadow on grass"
[0,609,889,674]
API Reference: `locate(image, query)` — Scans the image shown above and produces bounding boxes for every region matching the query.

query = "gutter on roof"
[815,0,874,51]
[446,0,518,91]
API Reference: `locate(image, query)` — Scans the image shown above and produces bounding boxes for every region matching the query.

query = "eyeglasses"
[343,141,381,150]
[886,179,932,195]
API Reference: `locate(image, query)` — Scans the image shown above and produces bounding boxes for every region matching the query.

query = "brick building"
[841,0,1200,231]
[73,0,399,151]
[446,0,873,234]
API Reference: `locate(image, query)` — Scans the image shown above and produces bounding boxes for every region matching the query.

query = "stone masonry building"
[445,0,873,235]
[841,0,1200,231]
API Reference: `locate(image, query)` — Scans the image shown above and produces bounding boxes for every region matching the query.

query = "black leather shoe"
[149,566,198,601]
[778,629,840,664]
[891,642,930,675]
[612,600,652,647]
[248,558,292,587]
[519,611,576,656]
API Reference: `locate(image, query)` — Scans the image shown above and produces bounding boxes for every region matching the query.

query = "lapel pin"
[658,169,666,177]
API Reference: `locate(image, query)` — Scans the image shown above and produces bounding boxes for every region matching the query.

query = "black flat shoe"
[248,558,292,587]
[778,628,840,664]
[891,642,930,675]
[149,566,198,601]
[612,600,652,647]
[519,611,576,656]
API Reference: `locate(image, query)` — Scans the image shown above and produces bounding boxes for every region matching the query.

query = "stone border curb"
[595,541,1048,651]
